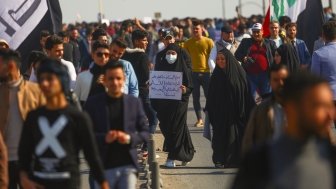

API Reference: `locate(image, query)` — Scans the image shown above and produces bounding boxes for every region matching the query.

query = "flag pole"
[239,0,242,16]
[262,0,266,16]
[98,0,103,23]
[222,0,226,19]
[330,0,333,10]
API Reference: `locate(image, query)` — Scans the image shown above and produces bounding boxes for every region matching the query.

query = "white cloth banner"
[149,71,182,100]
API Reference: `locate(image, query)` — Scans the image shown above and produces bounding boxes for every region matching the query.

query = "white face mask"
[165,54,177,64]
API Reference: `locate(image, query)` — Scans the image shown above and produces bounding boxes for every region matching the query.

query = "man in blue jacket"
[286,23,311,68]
[109,38,139,97]
[311,21,336,102]
[85,63,149,189]
[74,41,138,106]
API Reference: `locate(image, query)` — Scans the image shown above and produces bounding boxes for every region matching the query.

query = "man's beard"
[274,88,284,100]
[297,112,322,139]
[297,119,316,138]
[0,76,8,83]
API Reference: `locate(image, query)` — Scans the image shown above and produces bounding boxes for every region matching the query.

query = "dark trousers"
[141,95,158,134]
[8,161,22,189]
[34,177,79,189]
[192,72,210,120]
[247,72,271,100]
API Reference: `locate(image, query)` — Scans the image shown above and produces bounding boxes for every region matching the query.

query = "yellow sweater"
[184,37,214,73]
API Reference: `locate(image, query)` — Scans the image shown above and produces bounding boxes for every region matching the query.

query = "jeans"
[8,161,22,189]
[94,165,137,189]
[192,72,210,120]
[247,72,271,99]
[141,96,158,134]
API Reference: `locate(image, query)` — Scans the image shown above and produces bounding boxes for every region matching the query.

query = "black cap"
[158,28,166,34]
[163,30,175,39]
[221,25,233,33]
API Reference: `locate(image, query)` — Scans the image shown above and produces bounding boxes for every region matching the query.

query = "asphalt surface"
[80,92,237,189]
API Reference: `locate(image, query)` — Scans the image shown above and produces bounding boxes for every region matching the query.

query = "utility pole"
[98,0,103,23]
[222,0,225,19]
[262,0,266,16]
[238,0,242,17]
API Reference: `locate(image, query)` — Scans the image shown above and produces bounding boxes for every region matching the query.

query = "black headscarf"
[276,43,300,73]
[206,48,255,127]
[152,43,195,161]
[155,43,193,101]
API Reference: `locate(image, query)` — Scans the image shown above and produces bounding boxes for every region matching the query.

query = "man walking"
[208,25,240,72]
[0,49,45,189]
[242,64,289,154]
[184,20,214,127]
[286,23,311,68]
[109,38,139,97]
[122,30,158,134]
[30,35,77,90]
[233,72,336,189]
[18,59,108,189]
[311,21,336,101]
[269,21,285,48]
[235,23,277,100]
[0,134,7,189]
[85,63,149,189]
[75,41,110,105]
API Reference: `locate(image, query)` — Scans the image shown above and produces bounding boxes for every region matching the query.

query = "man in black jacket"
[85,63,149,189]
[18,58,109,189]
[38,30,50,54]
[58,31,75,65]
[122,30,158,134]
[233,72,336,189]
[69,27,81,72]
[235,23,277,100]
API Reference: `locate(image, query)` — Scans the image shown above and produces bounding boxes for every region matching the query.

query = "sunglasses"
[96,52,110,57]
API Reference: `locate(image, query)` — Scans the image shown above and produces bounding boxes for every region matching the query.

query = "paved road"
[80,92,237,189]
[154,94,237,189]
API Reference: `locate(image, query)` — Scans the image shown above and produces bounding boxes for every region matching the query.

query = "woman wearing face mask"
[151,43,195,168]
[206,48,255,168]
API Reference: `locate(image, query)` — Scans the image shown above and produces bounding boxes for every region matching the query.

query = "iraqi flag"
[0,0,62,71]
[263,6,271,38]
[271,0,324,53]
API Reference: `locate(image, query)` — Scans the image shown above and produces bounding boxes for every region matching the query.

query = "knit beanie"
[36,58,70,95]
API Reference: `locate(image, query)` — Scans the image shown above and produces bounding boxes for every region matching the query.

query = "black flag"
[297,0,324,54]
[0,0,62,71]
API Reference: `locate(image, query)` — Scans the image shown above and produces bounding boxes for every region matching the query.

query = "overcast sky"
[59,0,334,24]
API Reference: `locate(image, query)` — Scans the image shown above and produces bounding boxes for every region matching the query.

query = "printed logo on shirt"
[36,115,67,158]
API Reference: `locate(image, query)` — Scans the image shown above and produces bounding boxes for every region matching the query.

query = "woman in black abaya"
[151,43,194,168]
[274,43,300,73]
[206,48,254,168]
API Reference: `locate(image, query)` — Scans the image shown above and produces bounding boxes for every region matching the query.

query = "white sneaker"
[181,161,190,166]
[164,159,175,168]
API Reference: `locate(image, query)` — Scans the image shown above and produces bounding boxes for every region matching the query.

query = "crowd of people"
[0,8,336,189]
